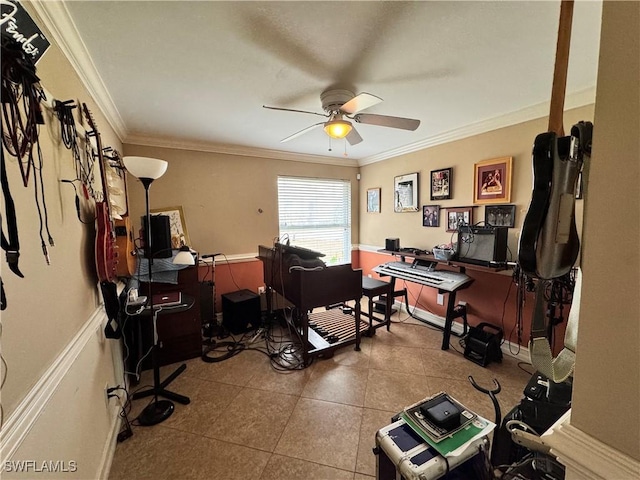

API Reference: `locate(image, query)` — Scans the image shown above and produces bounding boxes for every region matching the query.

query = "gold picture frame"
[150,205,190,249]
[473,156,513,205]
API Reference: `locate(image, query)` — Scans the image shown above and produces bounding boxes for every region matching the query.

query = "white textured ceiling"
[58,0,602,164]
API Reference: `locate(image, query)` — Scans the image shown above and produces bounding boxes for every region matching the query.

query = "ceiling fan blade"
[340,92,383,115]
[263,105,327,118]
[346,126,363,146]
[281,122,324,143]
[353,113,420,131]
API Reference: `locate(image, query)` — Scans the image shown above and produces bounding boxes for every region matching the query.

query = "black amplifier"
[463,322,503,367]
[457,226,508,266]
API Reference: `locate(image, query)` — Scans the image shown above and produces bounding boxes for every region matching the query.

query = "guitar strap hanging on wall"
[1,32,54,267]
[1,147,23,311]
[101,281,122,339]
[530,269,581,382]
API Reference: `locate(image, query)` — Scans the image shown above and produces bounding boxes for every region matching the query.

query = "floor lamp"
[123,156,193,426]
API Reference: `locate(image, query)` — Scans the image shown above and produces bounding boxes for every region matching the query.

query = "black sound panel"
[200,281,215,336]
[142,215,172,258]
[457,227,508,266]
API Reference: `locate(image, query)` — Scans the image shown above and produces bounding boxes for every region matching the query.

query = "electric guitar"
[517,0,592,280]
[109,150,137,277]
[83,104,118,283]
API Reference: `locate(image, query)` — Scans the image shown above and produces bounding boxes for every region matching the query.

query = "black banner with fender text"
[1,0,50,64]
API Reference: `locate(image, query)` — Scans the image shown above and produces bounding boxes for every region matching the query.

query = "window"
[277,176,352,265]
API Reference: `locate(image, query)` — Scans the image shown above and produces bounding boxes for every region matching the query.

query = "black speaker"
[222,290,261,334]
[142,215,172,258]
[385,238,400,251]
[457,226,508,266]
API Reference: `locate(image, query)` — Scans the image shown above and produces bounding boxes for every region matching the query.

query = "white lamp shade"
[123,156,168,180]
[173,249,195,265]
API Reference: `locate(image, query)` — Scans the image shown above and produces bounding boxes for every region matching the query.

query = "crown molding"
[359,87,596,166]
[29,0,127,141]
[124,134,360,167]
[127,84,591,167]
[31,0,594,168]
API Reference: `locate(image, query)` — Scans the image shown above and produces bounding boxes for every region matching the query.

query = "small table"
[362,276,394,334]
[127,293,195,408]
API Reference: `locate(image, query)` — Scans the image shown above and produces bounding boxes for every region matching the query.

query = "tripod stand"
[132,295,193,425]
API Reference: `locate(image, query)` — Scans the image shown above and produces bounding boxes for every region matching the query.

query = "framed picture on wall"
[394,172,419,212]
[485,204,516,227]
[423,205,440,227]
[150,205,190,248]
[430,168,452,200]
[473,156,513,204]
[446,207,473,232]
[367,187,381,213]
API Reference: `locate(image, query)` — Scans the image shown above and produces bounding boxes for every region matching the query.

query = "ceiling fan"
[263,89,420,146]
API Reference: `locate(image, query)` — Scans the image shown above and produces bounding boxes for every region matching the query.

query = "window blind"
[277,176,352,265]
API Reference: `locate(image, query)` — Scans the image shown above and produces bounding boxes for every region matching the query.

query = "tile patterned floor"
[109,314,533,480]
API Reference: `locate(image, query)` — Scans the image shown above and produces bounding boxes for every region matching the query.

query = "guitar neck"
[82,103,111,206]
[548,0,574,137]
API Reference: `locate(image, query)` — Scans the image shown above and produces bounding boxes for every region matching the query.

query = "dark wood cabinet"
[128,263,202,374]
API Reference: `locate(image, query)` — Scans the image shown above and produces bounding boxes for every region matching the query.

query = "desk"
[377,249,507,274]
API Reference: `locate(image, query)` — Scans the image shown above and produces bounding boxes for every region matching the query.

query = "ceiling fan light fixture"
[324,118,352,139]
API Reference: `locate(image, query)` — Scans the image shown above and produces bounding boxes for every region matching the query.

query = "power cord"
[107,386,134,442]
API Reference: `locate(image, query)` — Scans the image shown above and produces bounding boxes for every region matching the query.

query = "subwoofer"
[457,226,508,266]
[142,214,172,258]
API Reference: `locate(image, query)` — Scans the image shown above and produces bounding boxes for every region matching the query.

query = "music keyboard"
[373,261,472,292]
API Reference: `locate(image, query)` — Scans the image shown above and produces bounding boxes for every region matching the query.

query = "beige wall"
[359,105,593,256]
[2,3,123,476]
[121,145,360,256]
[571,0,640,461]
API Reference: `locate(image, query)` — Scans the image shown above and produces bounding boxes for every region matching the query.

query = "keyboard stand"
[379,274,470,350]
[442,296,469,350]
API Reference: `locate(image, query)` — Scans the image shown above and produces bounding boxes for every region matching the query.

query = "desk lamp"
[123,156,192,426]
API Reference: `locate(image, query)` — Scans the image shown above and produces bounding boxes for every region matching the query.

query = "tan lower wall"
[3,310,122,480]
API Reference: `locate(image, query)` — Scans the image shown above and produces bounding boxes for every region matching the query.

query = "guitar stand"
[132,309,190,426]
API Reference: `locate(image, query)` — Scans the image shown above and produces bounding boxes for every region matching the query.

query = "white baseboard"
[98,405,122,480]
[392,301,531,363]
